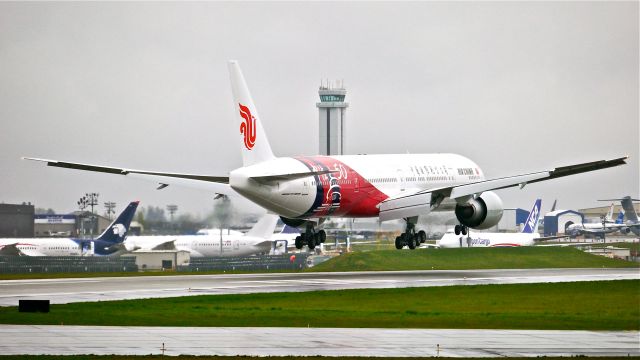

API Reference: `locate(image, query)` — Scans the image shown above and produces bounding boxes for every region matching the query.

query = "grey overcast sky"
[0,1,638,218]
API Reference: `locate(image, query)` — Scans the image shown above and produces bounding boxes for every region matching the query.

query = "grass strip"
[310,247,639,272]
[0,280,637,330]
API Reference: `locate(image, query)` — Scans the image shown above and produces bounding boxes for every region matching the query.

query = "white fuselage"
[230,153,484,219]
[124,234,272,257]
[0,238,84,256]
[438,232,539,248]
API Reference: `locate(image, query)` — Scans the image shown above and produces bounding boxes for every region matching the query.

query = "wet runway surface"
[1,325,638,357]
[0,268,637,306]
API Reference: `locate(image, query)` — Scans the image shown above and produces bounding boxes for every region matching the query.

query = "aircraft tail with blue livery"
[521,199,542,234]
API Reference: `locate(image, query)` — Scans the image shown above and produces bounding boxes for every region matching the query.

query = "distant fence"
[178,254,310,272]
[0,256,138,274]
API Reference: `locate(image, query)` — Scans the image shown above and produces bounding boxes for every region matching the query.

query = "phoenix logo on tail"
[239,103,257,150]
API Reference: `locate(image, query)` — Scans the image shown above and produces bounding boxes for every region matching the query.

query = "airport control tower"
[317,80,349,155]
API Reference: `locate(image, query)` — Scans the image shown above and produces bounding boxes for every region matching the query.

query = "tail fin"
[522,199,542,233]
[228,60,276,167]
[615,210,625,224]
[246,213,280,239]
[605,203,615,222]
[599,196,640,222]
[95,201,139,243]
[620,196,639,222]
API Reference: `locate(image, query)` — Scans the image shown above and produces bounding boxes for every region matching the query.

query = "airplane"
[124,213,280,257]
[438,199,564,247]
[598,196,640,236]
[0,201,139,256]
[23,61,629,251]
[566,203,625,238]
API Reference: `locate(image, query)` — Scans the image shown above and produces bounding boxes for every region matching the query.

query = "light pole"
[167,205,178,233]
[77,197,88,238]
[86,193,99,239]
[104,202,116,220]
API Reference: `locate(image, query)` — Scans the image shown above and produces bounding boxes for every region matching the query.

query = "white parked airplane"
[0,201,139,256]
[124,213,279,257]
[565,203,625,238]
[24,61,628,251]
[439,199,563,248]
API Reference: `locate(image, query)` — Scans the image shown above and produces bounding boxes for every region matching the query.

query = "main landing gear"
[395,217,427,250]
[294,223,326,250]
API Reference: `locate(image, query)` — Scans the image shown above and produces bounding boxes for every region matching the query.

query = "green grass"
[1,280,637,330]
[310,247,639,272]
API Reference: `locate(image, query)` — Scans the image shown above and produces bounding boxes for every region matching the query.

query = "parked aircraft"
[124,213,279,257]
[598,196,640,236]
[566,204,625,238]
[0,201,139,256]
[24,61,628,251]
[439,199,563,247]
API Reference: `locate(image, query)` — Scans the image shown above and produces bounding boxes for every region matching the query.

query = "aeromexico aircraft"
[439,199,562,248]
[124,213,279,257]
[24,61,628,251]
[0,201,139,256]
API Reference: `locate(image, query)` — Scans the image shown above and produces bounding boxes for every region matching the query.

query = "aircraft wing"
[0,243,45,256]
[150,239,178,251]
[379,156,628,221]
[23,157,235,197]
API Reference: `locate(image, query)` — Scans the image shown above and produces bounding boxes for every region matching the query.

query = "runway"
[0,268,637,306]
[1,325,638,357]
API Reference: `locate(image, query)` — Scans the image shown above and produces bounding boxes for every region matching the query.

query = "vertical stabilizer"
[246,214,280,239]
[615,210,625,224]
[228,60,276,166]
[621,196,639,222]
[522,199,542,234]
[605,203,615,222]
[96,201,139,243]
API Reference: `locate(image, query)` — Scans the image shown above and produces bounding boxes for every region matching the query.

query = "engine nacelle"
[620,227,631,234]
[454,191,504,230]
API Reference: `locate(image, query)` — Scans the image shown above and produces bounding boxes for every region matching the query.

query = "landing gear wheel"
[418,230,427,243]
[318,230,326,243]
[295,236,303,249]
[454,225,461,235]
[395,236,403,250]
[461,226,468,235]
[307,233,316,250]
[407,234,416,249]
[314,233,321,247]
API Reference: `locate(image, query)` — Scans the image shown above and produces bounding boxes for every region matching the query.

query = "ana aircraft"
[124,213,279,257]
[439,199,564,248]
[0,201,139,256]
[24,61,628,251]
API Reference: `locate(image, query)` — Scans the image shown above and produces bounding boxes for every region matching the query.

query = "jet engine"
[620,227,631,235]
[454,191,504,230]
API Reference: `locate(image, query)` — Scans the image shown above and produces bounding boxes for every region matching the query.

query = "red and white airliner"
[25,61,628,250]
